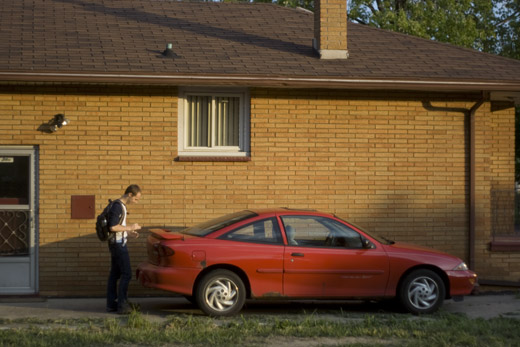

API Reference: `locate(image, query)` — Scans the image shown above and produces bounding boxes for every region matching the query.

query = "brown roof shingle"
[1,0,520,91]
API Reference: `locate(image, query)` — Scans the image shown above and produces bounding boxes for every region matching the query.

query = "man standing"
[106,184,142,314]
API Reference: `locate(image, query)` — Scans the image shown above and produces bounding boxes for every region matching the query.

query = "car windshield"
[182,210,258,237]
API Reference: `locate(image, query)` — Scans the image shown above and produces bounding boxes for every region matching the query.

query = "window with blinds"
[179,89,249,158]
[186,95,240,148]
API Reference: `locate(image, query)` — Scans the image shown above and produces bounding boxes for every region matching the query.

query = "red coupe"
[136,209,477,316]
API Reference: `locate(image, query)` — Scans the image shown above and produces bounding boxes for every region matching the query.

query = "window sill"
[489,237,520,252]
[175,156,251,162]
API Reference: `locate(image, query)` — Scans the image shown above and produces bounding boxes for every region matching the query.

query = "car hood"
[388,242,450,255]
[384,242,463,266]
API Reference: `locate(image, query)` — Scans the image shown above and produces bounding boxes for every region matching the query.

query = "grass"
[1,310,519,347]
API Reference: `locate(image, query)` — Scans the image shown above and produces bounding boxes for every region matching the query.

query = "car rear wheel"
[196,269,246,316]
[399,269,445,314]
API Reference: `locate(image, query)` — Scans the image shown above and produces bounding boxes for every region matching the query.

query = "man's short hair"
[125,184,141,196]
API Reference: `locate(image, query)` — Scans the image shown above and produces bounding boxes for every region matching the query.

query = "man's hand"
[129,223,141,231]
[129,223,141,238]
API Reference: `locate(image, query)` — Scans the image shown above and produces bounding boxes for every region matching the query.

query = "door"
[281,215,389,297]
[215,217,285,296]
[0,147,38,294]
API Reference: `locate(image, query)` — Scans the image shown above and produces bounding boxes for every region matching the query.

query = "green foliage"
[493,0,520,59]
[348,0,519,59]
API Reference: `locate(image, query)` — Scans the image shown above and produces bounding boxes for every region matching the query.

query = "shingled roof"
[1,0,520,92]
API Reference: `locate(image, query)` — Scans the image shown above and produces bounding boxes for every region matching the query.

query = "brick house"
[1,0,520,296]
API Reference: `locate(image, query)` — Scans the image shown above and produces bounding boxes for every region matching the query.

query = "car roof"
[249,208,333,217]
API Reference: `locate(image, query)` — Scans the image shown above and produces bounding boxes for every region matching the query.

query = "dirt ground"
[1,292,519,321]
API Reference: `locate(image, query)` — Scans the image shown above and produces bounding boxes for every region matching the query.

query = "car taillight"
[154,243,175,257]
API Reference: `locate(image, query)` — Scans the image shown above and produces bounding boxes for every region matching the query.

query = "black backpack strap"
[108,199,125,226]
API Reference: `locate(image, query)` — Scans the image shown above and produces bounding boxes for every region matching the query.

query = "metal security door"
[0,147,37,294]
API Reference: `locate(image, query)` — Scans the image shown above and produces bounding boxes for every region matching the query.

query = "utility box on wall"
[71,195,95,219]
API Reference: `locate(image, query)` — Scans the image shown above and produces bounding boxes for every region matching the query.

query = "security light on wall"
[38,114,70,133]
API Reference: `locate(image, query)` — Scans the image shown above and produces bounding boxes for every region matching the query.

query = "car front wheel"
[399,269,445,314]
[196,269,246,316]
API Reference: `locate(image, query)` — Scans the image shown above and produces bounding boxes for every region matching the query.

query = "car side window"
[218,218,283,245]
[281,216,366,249]
[281,216,328,247]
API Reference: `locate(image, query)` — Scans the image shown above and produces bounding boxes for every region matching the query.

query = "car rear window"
[182,210,258,237]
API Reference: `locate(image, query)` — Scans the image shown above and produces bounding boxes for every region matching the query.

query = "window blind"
[186,95,240,148]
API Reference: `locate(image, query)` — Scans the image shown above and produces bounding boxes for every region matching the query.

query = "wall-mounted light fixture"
[38,114,70,133]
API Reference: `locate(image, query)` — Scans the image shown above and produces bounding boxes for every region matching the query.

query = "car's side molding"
[284,269,385,276]
[256,268,283,274]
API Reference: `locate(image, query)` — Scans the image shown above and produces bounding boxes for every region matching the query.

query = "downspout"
[468,94,486,270]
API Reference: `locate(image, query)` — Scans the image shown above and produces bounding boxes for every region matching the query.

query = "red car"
[136,209,477,316]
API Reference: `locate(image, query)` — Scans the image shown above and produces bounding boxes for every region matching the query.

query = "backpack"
[95,199,122,241]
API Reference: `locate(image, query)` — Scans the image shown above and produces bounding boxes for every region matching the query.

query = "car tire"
[399,269,445,314]
[196,269,246,316]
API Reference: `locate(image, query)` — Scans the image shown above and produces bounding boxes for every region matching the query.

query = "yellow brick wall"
[474,102,517,280]
[252,90,471,250]
[0,84,516,296]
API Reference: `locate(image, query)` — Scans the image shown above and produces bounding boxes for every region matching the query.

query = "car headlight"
[453,262,469,271]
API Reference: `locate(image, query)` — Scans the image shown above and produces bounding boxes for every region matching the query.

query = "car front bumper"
[446,269,478,297]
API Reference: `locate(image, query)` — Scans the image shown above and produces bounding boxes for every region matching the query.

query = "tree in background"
[493,0,520,60]
[351,1,484,48]
[347,0,519,57]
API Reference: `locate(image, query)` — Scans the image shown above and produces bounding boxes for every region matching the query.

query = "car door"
[216,217,285,297]
[281,215,390,298]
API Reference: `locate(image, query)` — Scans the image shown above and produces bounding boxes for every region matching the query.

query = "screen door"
[0,147,37,294]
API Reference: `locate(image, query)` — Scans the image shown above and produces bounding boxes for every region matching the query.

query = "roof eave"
[1,71,520,93]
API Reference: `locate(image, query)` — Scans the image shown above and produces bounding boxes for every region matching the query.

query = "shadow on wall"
[337,191,471,260]
[37,196,499,297]
[38,226,185,297]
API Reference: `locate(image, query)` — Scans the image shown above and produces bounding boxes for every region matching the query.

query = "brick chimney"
[313,0,349,59]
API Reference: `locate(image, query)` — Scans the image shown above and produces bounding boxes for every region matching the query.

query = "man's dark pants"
[107,243,132,311]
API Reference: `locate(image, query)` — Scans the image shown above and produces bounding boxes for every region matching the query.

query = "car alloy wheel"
[196,269,246,316]
[399,269,445,314]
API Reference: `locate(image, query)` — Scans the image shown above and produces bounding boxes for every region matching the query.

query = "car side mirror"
[361,238,373,249]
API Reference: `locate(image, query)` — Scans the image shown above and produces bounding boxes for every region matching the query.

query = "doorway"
[0,147,38,294]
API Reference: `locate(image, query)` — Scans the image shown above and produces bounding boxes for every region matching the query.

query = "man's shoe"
[127,301,141,311]
[117,302,132,315]
[106,306,118,313]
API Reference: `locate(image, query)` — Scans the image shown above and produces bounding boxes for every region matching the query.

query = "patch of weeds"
[1,311,519,346]
[126,310,152,330]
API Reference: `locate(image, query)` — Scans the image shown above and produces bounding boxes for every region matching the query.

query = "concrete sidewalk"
[1,294,519,321]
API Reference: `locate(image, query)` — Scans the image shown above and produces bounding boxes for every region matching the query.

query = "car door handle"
[291,253,304,257]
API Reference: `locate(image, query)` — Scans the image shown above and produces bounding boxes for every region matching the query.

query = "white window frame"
[178,88,250,157]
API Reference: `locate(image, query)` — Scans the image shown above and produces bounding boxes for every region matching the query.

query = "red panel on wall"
[71,195,95,219]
